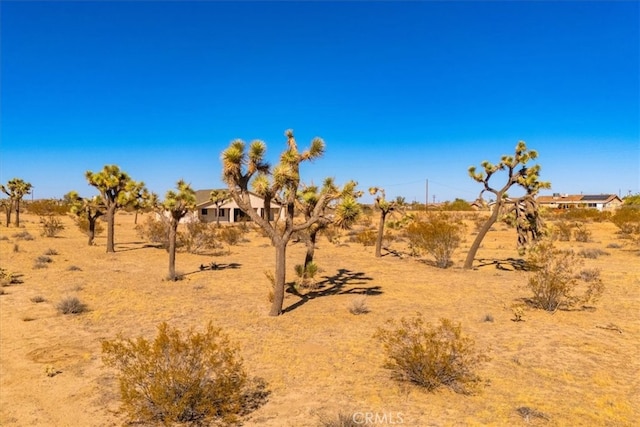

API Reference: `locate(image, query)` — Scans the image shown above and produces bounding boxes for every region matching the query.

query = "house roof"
[537,194,621,204]
[195,189,283,209]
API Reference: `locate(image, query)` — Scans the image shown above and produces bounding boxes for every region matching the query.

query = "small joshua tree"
[162,180,197,281]
[65,191,106,245]
[464,142,550,269]
[1,178,33,227]
[369,187,402,258]
[209,189,231,226]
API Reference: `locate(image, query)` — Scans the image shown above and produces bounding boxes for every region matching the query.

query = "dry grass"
[0,211,639,426]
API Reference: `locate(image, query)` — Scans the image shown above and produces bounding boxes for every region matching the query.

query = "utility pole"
[425,179,428,212]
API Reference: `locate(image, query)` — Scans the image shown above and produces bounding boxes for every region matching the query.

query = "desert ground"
[0,210,638,426]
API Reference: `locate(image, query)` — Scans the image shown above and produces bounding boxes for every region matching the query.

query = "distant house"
[537,193,623,212]
[194,189,284,224]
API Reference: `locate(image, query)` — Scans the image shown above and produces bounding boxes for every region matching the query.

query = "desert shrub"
[573,223,591,242]
[56,296,87,314]
[178,221,220,254]
[441,198,473,211]
[75,215,104,239]
[26,199,69,216]
[355,229,376,247]
[526,241,605,311]
[36,255,53,264]
[0,268,20,287]
[318,412,360,427]
[406,213,466,268]
[577,268,601,282]
[374,316,489,394]
[13,244,19,253]
[217,226,243,248]
[40,215,65,237]
[136,216,169,249]
[44,248,59,255]
[578,248,609,259]
[558,208,609,222]
[482,314,494,323]
[102,322,267,425]
[322,226,341,244]
[33,261,48,269]
[348,296,370,315]
[606,242,623,249]
[553,221,573,241]
[264,270,275,303]
[12,231,34,241]
[31,295,46,303]
[611,206,640,241]
[67,265,82,271]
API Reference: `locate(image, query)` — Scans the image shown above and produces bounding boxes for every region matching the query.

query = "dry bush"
[606,242,623,249]
[217,226,243,248]
[31,295,46,303]
[374,316,489,394]
[67,265,82,271]
[553,221,573,241]
[578,248,609,259]
[56,296,87,315]
[40,215,65,237]
[573,223,592,242]
[12,231,34,241]
[526,241,605,312]
[44,248,59,255]
[0,268,20,287]
[178,221,220,254]
[354,229,376,247]
[321,226,342,245]
[558,208,610,222]
[36,255,53,264]
[318,412,360,427]
[26,199,69,216]
[135,216,169,249]
[102,322,268,426]
[611,207,640,246]
[405,213,466,268]
[348,296,370,315]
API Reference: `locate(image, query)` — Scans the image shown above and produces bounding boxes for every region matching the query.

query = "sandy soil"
[1,211,638,426]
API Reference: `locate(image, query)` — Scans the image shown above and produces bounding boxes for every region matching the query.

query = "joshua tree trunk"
[304,230,318,268]
[168,220,178,280]
[14,200,21,228]
[4,203,11,227]
[87,216,96,245]
[463,201,502,269]
[375,211,387,258]
[106,205,117,253]
[271,241,287,316]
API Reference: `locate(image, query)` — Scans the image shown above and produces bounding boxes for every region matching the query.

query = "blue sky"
[1,1,638,204]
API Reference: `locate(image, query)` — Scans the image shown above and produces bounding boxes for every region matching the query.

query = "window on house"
[218,208,225,217]
[201,209,208,215]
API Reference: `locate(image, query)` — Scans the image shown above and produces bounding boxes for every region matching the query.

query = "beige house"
[194,189,284,224]
[537,193,623,212]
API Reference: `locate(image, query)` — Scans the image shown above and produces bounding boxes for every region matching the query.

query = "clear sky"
[1,1,638,204]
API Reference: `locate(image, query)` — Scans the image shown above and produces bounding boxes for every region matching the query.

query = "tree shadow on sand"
[182,262,242,277]
[475,257,531,271]
[283,268,382,314]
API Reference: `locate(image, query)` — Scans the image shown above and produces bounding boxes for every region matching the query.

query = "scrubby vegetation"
[406,213,466,268]
[56,296,88,314]
[102,322,268,425]
[40,215,65,237]
[375,315,489,394]
[525,241,604,312]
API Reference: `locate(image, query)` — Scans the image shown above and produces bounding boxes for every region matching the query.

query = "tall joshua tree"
[209,189,231,226]
[85,165,146,253]
[1,198,12,227]
[221,129,352,316]
[297,179,361,270]
[65,191,106,245]
[1,178,33,227]
[163,180,196,281]
[463,141,550,269]
[369,187,401,258]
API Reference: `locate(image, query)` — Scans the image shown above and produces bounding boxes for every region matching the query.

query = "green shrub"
[611,206,640,239]
[102,322,268,425]
[526,241,605,311]
[26,199,69,216]
[558,208,609,222]
[406,213,466,268]
[374,316,489,394]
[40,215,65,237]
[135,216,169,249]
[75,215,104,239]
[441,198,474,211]
[56,296,87,314]
[178,221,220,254]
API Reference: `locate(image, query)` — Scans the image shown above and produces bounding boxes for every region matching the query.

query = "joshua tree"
[1,178,33,227]
[297,178,362,271]
[1,198,12,227]
[85,165,147,253]
[65,191,106,245]
[369,187,401,257]
[221,129,352,316]
[463,141,550,269]
[209,189,231,226]
[162,180,197,281]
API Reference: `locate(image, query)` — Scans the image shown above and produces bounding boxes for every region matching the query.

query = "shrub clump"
[56,296,87,314]
[526,241,605,312]
[40,215,65,237]
[374,315,489,394]
[573,223,592,242]
[406,213,466,268]
[102,322,267,426]
[354,229,376,247]
[12,231,34,241]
